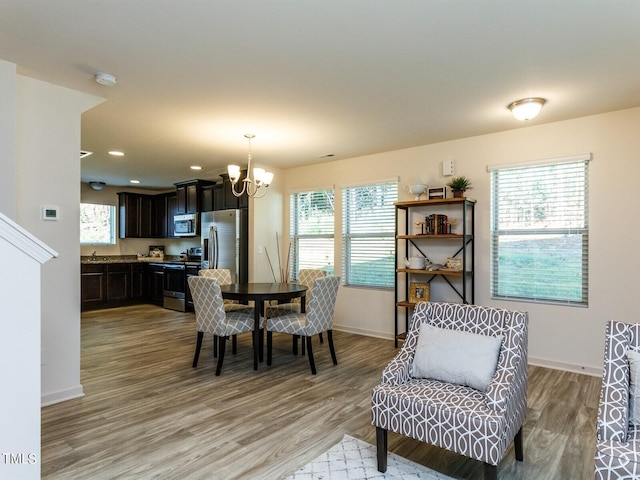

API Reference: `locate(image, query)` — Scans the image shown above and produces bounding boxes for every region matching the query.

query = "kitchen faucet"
[91,251,97,260]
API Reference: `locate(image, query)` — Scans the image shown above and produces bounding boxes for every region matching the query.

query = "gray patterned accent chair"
[188,276,260,376]
[595,320,640,479]
[371,302,529,480]
[266,276,340,375]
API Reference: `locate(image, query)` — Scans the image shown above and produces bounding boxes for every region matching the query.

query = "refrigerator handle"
[213,226,219,269]
[207,225,215,269]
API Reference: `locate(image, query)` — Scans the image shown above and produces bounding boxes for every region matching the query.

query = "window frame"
[289,188,335,280]
[489,154,590,306]
[80,202,117,245]
[341,180,398,290]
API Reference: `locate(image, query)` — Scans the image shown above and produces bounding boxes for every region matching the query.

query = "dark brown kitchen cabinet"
[118,192,142,238]
[174,179,214,214]
[106,263,130,302]
[131,263,147,300]
[166,193,178,237]
[81,264,105,310]
[139,195,154,238]
[148,263,165,305]
[218,172,248,210]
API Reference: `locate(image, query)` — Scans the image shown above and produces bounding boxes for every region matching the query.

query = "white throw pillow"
[627,350,640,425]
[411,323,503,392]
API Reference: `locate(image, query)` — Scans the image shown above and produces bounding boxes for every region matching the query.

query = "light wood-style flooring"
[42,304,601,479]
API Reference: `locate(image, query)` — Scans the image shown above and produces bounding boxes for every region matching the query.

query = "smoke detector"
[95,72,116,86]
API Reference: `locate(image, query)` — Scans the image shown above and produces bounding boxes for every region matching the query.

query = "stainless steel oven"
[163,263,186,312]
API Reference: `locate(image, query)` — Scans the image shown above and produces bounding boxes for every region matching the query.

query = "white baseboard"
[333,323,393,341]
[41,385,84,407]
[528,356,602,377]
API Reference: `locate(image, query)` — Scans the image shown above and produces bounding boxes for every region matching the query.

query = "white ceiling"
[1,1,639,189]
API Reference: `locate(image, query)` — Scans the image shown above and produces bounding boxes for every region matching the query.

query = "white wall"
[281,107,640,375]
[0,59,17,218]
[15,75,102,405]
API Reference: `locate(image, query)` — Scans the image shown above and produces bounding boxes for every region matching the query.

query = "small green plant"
[447,176,472,192]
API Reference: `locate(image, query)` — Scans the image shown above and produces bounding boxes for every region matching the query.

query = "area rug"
[285,434,455,479]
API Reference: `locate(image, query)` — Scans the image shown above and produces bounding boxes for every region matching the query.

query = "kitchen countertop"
[81,255,201,266]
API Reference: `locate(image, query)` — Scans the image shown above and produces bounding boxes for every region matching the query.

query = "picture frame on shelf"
[428,187,446,200]
[409,282,430,304]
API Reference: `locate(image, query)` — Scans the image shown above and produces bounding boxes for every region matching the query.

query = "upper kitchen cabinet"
[118,192,143,238]
[118,192,170,238]
[219,172,249,210]
[174,179,215,214]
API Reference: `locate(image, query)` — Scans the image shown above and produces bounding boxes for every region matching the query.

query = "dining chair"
[198,268,252,356]
[265,268,326,354]
[266,276,340,375]
[188,275,259,376]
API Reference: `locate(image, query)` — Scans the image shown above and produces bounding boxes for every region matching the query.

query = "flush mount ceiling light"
[508,97,546,121]
[130,180,140,184]
[89,181,105,190]
[108,150,125,156]
[227,134,273,199]
[190,165,202,171]
[95,72,116,86]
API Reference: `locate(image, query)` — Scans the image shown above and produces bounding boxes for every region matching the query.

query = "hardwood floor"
[42,304,600,479]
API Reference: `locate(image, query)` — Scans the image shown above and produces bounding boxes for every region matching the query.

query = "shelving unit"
[394,197,476,346]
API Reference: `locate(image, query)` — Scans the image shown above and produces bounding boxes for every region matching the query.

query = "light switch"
[443,159,454,176]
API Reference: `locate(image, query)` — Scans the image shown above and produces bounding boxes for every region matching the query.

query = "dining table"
[218,282,307,370]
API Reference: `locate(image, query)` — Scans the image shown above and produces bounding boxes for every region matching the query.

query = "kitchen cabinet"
[147,263,165,306]
[118,192,142,238]
[131,263,147,300]
[106,263,130,302]
[81,264,105,310]
[394,197,475,346]
[174,179,214,214]
[119,192,175,238]
[218,173,249,210]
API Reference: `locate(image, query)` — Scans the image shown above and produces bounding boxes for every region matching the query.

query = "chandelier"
[227,134,273,198]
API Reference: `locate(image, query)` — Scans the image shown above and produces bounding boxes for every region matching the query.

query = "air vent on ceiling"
[80,150,93,159]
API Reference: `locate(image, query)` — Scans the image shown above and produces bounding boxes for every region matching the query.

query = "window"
[342,180,398,288]
[80,203,116,245]
[289,189,335,279]
[490,155,589,305]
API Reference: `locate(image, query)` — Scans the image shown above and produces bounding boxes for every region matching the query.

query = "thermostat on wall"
[41,205,59,221]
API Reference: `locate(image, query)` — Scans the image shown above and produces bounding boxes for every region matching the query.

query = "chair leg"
[306,336,317,374]
[327,329,337,365]
[483,463,497,480]
[376,427,387,473]
[292,335,299,355]
[259,328,264,362]
[319,332,324,343]
[192,331,204,367]
[213,334,218,357]
[267,330,273,366]
[514,426,524,461]
[215,335,227,376]
[232,334,237,354]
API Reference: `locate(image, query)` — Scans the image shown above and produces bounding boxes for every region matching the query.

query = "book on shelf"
[424,214,451,235]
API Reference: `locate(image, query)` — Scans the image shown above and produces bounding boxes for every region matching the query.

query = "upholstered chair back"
[188,276,233,336]
[294,269,326,304]
[305,276,340,335]
[198,269,235,305]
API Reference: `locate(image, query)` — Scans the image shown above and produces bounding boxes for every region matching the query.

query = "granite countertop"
[81,255,200,266]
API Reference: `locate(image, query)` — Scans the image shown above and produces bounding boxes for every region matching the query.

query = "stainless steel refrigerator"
[200,209,249,283]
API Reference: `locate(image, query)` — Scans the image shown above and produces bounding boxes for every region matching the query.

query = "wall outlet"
[257,245,264,255]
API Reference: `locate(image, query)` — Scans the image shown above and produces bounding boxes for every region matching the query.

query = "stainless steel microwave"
[174,213,198,237]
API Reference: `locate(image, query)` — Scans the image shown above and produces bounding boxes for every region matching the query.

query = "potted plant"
[447,176,472,197]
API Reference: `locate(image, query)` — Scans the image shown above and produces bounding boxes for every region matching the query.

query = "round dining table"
[218,282,307,370]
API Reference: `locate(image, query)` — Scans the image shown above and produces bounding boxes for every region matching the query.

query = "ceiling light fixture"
[95,72,117,87]
[108,150,125,156]
[227,134,273,199]
[89,181,105,190]
[130,180,140,184]
[190,165,202,171]
[508,97,546,121]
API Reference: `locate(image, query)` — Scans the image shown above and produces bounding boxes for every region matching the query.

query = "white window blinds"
[490,156,589,305]
[289,189,335,279]
[342,181,398,288]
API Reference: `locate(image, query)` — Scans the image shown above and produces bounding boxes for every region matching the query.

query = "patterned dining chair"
[266,276,340,375]
[188,276,260,376]
[265,268,326,353]
[595,321,640,479]
[198,268,253,356]
[372,302,529,480]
